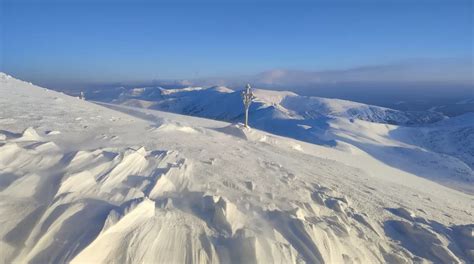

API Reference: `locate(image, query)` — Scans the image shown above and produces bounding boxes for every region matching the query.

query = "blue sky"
[1,0,472,85]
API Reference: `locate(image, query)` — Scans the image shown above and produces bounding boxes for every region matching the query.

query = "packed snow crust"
[0,74,473,263]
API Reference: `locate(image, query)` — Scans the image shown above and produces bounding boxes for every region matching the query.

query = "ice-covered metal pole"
[241,83,255,128]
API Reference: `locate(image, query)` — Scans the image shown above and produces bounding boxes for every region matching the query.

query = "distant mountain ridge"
[89,85,446,127]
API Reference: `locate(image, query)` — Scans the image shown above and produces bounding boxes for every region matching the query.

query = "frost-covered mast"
[241,83,255,128]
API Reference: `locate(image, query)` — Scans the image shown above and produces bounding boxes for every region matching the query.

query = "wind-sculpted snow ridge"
[2,131,472,263]
[1,73,473,263]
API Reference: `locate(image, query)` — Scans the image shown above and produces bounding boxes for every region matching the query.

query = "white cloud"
[185,58,473,89]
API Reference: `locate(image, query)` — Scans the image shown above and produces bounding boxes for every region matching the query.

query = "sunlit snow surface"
[0,73,473,263]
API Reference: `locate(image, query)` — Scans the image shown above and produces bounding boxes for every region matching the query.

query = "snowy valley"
[0,73,473,263]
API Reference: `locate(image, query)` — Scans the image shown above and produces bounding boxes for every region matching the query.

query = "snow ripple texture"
[0,129,472,263]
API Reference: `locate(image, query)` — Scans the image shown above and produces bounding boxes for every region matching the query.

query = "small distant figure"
[79,91,86,100]
[241,83,255,128]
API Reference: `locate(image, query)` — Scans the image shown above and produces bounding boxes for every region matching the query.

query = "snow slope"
[391,113,474,170]
[91,84,474,194]
[1,73,473,263]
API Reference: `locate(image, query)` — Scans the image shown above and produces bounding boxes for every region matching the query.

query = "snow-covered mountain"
[89,84,474,193]
[1,73,473,263]
[101,85,445,126]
